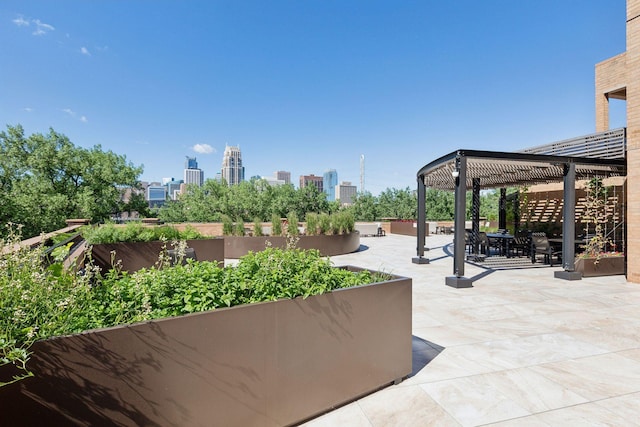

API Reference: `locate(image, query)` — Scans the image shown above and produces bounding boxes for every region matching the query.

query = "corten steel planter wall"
[575,256,626,277]
[0,268,412,427]
[224,231,360,259]
[389,221,430,237]
[90,238,224,273]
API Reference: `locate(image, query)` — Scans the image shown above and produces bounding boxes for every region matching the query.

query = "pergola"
[414,149,626,287]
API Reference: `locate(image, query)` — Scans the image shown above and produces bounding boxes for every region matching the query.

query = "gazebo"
[414,148,626,288]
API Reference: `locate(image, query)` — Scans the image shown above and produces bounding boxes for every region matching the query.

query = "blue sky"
[0,1,626,195]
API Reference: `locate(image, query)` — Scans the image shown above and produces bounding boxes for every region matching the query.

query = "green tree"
[377,187,416,219]
[0,125,142,238]
[425,188,454,220]
[352,192,378,221]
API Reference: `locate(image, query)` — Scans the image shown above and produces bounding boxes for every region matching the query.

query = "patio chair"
[530,232,562,266]
[478,232,490,255]
[466,231,489,255]
[486,233,504,256]
[511,232,531,257]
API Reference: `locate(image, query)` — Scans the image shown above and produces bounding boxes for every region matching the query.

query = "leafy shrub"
[82,222,205,244]
[221,215,234,236]
[1,227,386,386]
[253,218,263,237]
[318,213,331,235]
[305,213,318,236]
[287,211,299,236]
[271,213,282,236]
[234,218,245,236]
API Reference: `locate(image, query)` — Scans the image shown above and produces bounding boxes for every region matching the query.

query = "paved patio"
[302,233,640,426]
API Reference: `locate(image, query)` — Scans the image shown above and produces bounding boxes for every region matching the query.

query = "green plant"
[253,218,263,237]
[579,178,617,263]
[318,213,331,235]
[0,224,97,386]
[287,211,299,236]
[305,212,318,236]
[1,226,386,387]
[222,215,234,236]
[81,222,205,244]
[271,213,282,236]
[234,218,245,236]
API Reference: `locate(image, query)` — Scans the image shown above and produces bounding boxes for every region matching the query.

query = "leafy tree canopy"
[158,179,331,223]
[0,125,143,238]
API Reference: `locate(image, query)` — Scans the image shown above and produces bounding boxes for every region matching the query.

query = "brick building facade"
[596,0,640,282]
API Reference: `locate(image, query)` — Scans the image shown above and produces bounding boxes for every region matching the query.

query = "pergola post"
[514,191,520,232]
[468,178,484,261]
[413,175,429,264]
[499,188,507,230]
[555,162,582,280]
[446,155,472,288]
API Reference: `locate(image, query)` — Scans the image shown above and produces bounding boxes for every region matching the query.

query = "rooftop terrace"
[304,233,640,426]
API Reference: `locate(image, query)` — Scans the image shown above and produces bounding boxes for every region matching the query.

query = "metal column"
[555,162,582,280]
[499,188,507,231]
[469,178,484,261]
[446,155,472,288]
[413,175,429,264]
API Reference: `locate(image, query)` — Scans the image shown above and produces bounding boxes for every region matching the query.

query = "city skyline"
[0,1,626,196]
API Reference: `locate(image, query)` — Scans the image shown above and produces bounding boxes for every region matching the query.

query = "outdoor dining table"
[548,238,587,252]
[487,232,515,258]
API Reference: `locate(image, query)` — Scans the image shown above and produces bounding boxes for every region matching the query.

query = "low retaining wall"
[0,268,412,426]
[224,232,360,259]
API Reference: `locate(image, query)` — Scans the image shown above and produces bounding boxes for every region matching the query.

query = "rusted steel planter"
[0,268,412,427]
[389,221,430,236]
[575,256,625,277]
[90,238,224,272]
[224,232,360,259]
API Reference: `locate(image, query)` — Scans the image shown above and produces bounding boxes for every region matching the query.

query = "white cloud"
[80,116,88,123]
[32,19,54,36]
[13,15,55,35]
[13,16,29,27]
[62,108,76,117]
[80,46,91,56]
[23,107,33,112]
[193,143,215,154]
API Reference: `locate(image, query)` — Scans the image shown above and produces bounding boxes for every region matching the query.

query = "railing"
[520,128,626,159]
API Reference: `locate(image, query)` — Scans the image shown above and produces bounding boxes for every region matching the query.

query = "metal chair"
[511,232,531,257]
[530,232,562,266]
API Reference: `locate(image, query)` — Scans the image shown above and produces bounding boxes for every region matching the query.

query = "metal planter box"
[575,256,625,277]
[90,238,225,273]
[223,232,360,259]
[0,267,412,427]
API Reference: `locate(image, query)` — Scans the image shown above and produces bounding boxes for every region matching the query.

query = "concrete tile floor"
[302,234,640,426]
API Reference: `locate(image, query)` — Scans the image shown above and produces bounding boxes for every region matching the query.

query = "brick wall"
[627,0,640,281]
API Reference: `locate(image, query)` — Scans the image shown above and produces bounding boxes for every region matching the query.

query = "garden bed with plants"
[573,178,626,278]
[81,222,224,272]
[221,210,361,258]
[0,227,412,426]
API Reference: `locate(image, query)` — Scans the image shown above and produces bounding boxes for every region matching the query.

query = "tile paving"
[302,233,640,426]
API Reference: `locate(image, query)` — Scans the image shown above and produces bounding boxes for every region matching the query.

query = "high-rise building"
[147,183,167,208]
[185,157,198,169]
[184,156,204,186]
[323,169,338,201]
[275,171,291,185]
[299,174,323,192]
[222,145,245,185]
[184,169,204,186]
[166,179,184,200]
[335,181,357,205]
[263,177,286,187]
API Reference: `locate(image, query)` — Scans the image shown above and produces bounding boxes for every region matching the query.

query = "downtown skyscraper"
[221,145,245,185]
